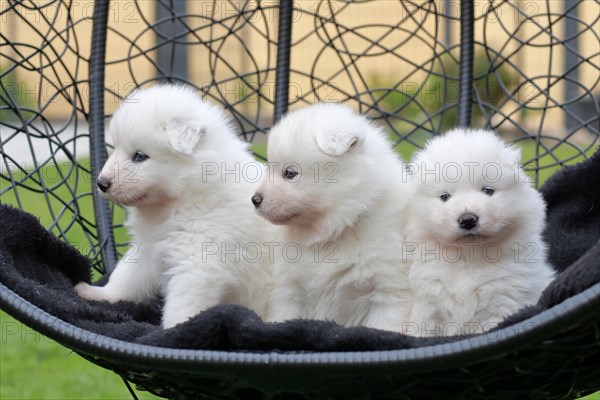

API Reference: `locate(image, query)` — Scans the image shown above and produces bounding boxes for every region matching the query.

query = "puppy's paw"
[74,282,116,303]
[161,313,191,329]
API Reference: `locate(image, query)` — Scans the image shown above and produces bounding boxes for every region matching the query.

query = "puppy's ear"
[502,143,522,166]
[165,119,205,155]
[315,130,361,156]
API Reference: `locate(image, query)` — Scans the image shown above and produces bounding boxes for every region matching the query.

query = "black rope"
[89,0,117,273]
[273,0,293,123]
[457,0,474,128]
[121,377,140,400]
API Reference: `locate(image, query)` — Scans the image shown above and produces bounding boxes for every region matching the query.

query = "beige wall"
[2,0,598,132]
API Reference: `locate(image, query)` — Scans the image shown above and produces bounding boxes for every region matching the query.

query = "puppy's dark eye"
[133,151,149,163]
[482,186,495,196]
[283,168,299,181]
[440,192,451,202]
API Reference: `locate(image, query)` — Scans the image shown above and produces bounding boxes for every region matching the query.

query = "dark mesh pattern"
[1,1,599,399]
[1,0,101,266]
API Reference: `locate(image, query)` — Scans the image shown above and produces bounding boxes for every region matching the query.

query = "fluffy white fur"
[75,85,274,328]
[254,103,412,332]
[405,128,555,336]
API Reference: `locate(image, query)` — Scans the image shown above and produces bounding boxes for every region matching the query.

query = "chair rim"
[1,280,598,371]
[2,1,598,388]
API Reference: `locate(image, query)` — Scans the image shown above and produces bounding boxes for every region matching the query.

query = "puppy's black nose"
[458,213,478,230]
[251,193,263,208]
[97,178,111,193]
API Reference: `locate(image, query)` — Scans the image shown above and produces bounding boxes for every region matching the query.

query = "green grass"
[518,138,599,186]
[0,161,144,399]
[0,140,598,399]
[0,312,160,400]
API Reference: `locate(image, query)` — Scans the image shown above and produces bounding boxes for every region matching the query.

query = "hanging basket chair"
[1,1,599,399]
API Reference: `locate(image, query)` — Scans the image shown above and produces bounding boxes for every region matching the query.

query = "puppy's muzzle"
[458,213,478,230]
[251,193,263,208]
[97,177,112,193]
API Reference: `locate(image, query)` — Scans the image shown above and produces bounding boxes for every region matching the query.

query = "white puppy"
[75,85,274,328]
[405,129,555,336]
[253,103,412,332]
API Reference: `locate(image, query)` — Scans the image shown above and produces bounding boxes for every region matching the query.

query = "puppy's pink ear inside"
[316,130,360,156]
[165,120,205,155]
